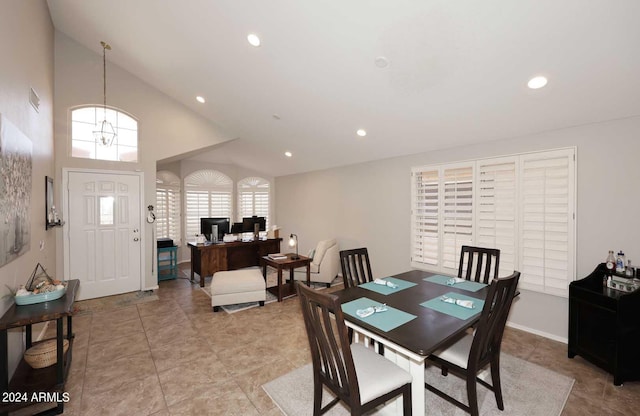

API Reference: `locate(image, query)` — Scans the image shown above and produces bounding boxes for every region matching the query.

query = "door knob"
[133,237,139,242]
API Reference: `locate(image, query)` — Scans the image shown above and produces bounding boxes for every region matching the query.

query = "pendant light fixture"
[93,41,117,146]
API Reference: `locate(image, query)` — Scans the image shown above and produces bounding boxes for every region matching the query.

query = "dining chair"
[340,248,374,289]
[424,271,520,416]
[458,245,501,284]
[296,282,413,416]
[339,247,384,353]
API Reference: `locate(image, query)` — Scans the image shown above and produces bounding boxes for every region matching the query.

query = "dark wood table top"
[0,279,79,330]
[332,270,489,356]
[261,253,311,268]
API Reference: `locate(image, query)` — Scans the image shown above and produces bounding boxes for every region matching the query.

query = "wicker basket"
[24,339,69,369]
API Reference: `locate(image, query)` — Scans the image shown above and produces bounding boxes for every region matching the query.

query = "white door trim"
[62,168,146,293]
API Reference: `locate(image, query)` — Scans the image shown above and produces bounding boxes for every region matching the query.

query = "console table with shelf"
[0,279,79,415]
[568,264,640,385]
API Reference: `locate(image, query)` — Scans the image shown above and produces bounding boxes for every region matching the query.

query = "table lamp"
[289,234,299,260]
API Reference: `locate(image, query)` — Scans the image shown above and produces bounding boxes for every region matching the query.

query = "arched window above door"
[70,106,138,162]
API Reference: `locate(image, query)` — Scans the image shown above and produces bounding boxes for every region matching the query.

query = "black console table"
[568,264,640,385]
[0,279,79,415]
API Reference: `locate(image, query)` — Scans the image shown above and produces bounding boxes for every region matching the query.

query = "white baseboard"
[506,321,568,344]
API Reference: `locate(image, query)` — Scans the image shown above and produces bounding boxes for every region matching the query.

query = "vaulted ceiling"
[47,0,640,177]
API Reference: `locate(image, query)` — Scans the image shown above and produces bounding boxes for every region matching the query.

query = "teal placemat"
[420,292,485,320]
[359,277,417,295]
[342,297,417,332]
[424,274,488,292]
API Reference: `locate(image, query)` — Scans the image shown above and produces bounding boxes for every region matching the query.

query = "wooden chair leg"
[467,375,479,416]
[313,380,323,416]
[490,359,504,410]
[402,384,412,416]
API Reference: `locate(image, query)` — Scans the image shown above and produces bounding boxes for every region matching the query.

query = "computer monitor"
[200,217,230,242]
[242,216,266,233]
[230,222,244,234]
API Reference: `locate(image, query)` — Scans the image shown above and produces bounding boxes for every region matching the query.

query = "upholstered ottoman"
[211,269,266,312]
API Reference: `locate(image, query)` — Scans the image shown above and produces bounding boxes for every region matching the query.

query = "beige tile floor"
[23,267,640,415]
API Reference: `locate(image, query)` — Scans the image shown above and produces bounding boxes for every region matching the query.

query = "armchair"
[293,238,340,287]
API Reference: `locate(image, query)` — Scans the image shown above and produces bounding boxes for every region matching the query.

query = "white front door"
[66,170,142,300]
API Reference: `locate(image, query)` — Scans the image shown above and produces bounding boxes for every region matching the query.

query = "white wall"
[53,33,234,290]
[0,0,54,376]
[275,116,640,341]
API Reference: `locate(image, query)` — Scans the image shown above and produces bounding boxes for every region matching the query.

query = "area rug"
[262,353,574,416]
[199,284,279,314]
[196,266,342,314]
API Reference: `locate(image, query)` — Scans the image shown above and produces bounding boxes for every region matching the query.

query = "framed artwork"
[0,113,33,267]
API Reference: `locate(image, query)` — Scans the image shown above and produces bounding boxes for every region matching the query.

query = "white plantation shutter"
[184,170,233,240]
[411,169,439,267]
[411,147,575,297]
[442,165,474,273]
[156,171,181,244]
[519,149,574,296]
[238,177,270,229]
[477,158,517,278]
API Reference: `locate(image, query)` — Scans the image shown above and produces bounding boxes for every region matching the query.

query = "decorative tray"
[15,285,67,305]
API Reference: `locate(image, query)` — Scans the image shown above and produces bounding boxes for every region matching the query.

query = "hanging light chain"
[100,41,111,121]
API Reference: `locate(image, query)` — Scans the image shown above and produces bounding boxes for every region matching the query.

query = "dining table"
[332,269,491,416]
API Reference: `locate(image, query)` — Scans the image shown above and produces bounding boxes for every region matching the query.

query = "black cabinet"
[568,264,640,385]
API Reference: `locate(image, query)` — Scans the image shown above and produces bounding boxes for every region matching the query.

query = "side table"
[0,279,79,416]
[261,254,311,302]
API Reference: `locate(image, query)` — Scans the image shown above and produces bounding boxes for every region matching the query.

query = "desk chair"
[458,245,501,284]
[340,248,374,288]
[296,282,413,416]
[424,271,520,416]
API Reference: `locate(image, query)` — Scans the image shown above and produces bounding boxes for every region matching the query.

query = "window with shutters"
[237,177,271,230]
[184,170,233,239]
[411,148,575,297]
[156,170,181,244]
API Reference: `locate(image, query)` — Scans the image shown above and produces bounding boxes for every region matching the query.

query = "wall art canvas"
[0,113,32,267]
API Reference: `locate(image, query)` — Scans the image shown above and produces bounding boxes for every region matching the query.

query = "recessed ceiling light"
[527,76,548,89]
[196,96,205,103]
[247,33,261,47]
[284,151,292,157]
[356,129,367,137]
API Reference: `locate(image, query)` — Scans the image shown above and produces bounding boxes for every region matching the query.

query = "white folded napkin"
[446,277,467,286]
[355,304,388,318]
[373,278,399,289]
[440,295,475,309]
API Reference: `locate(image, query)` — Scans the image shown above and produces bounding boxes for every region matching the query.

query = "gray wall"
[0,0,54,376]
[275,116,640,341]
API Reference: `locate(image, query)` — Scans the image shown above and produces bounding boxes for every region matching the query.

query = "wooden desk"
[0,279,79,416]
[261,254,311,302]
[332,270,489,416]
[188,238,281,287]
